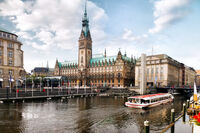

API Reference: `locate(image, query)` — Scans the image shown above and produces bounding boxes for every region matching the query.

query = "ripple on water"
[0,96,189,133]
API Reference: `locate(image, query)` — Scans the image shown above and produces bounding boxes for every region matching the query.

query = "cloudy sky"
[0,0,199,72]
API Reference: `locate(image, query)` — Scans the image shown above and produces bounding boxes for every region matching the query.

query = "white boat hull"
[125,98,173,109]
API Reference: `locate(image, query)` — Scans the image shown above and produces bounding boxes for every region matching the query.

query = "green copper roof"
[58,61,78,69]
[90,55,117,65]
[122,55,131,62]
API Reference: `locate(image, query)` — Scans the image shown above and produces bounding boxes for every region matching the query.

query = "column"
[140,53,147,95]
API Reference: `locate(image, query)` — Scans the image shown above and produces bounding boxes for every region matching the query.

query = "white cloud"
[0,0,24,16]
[0,0,108,71]
[0,0,107,51]
[122,28,148,42]
[149,0,192,34]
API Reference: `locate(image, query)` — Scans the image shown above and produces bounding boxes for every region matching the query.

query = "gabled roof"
[58,60,78,69]
[89,54,132,67]
[90,55,117,65]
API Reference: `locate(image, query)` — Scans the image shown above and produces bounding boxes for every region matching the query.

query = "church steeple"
[104,48,107,57]
[81,0,90,38]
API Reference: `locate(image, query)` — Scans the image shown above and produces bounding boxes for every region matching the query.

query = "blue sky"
[0,0,199,72]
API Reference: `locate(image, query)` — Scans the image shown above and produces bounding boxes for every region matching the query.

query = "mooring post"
[144,120,149,133]
[183,103,186,122]
[186,100,190,108]
[171,109,175,133]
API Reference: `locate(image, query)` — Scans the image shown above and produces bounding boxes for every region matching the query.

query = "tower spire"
[81,0,90,38]
[85,0,87,16]
[104,48,106,57]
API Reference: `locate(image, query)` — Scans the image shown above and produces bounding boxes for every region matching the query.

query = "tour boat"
[125,93,174,109]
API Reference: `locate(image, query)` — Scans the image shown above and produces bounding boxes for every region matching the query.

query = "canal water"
[0,96,192,133]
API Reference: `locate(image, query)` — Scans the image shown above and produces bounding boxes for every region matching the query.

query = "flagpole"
[40,77,41,92]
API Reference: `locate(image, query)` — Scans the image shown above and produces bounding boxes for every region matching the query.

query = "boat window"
[136,99,140,103]
[132,99,136,103]
[128,98,132,102]
[141,99,145,104]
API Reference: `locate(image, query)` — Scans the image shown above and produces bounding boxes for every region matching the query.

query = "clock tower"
[78,3,92,86]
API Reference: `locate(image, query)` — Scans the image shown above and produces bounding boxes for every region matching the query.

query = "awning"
[0,78,3,81]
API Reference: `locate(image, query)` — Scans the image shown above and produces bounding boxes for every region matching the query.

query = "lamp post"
[16,80,18,98]
[40,77,42,92]
[25,75,26,93]
[47,79,49,96]
[9,72,12,93]
[59,78,61,95]
[32,77,34,97]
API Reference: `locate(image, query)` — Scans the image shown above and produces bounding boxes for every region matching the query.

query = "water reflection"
[0,96,187,133]
[0,103,23,133]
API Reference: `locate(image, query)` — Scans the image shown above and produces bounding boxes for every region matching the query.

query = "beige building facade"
[0,28,25,88]
[196,70,200,87]
[135,54,196,88]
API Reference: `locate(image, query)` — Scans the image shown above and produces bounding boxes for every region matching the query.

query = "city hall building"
[54,8,135,87]
[0,28,25,88]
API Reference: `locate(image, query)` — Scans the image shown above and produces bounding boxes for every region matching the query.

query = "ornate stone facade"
[54,7,135,87]
[135,54,196,87]
[0,28,25,88]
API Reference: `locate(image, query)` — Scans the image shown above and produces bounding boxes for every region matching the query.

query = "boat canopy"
[128,93,171,100]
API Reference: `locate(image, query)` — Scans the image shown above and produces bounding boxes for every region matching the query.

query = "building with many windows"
[31,67,54,77]
[0,28,25,88]
[54,6,135,87]
[135,54,196,88]
[196,70,200,87]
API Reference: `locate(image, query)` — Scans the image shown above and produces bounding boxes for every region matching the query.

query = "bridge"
[0,87,134,102]
[0,87,97,102]
[156,87,200,98]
